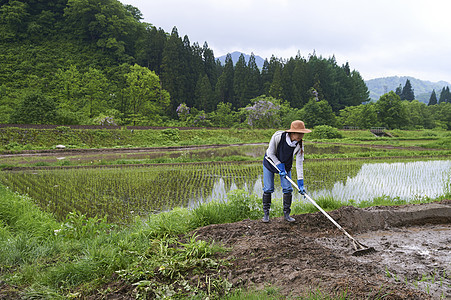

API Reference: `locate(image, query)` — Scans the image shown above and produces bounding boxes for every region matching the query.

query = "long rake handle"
[265,157,364,250]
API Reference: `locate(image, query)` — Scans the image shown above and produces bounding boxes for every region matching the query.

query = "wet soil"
[191,200,451,299]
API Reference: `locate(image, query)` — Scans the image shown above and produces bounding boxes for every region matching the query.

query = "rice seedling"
[384,267,450,300]
[0,158,449,223]
[304,158,451,204]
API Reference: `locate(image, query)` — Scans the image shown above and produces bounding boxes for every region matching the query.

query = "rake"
[265,157,376,256]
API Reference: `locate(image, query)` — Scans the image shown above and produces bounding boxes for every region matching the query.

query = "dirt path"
[193,200,451,299]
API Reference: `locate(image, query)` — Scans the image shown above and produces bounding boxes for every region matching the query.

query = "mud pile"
[194,200,451,299]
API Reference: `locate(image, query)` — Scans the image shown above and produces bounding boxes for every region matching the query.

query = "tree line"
[0,0,450,130]
[395,78,451,106]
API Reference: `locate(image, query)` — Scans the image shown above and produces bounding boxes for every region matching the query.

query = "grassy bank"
[1,127,450,153]
[0,126,275,152]
[1,183,449,299]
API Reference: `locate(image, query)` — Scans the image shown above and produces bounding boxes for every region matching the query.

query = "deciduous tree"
[124,64,170,125]
[375,91,407,129]
[10,92,57,124]
[301,98,337,127]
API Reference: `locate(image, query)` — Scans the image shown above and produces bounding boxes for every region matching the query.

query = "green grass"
[0,187,270,298]
[223,285,350,299]
[0,185,233,298]
[0,127,275,152]
[385,268,450,299]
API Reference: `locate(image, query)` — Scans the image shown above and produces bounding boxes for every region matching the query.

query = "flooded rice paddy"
[0,143,449,222]
[206,159,451,205]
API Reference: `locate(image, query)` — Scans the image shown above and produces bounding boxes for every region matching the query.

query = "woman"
[262,120,311,222]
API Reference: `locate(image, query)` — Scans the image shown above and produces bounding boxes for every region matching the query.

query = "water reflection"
[309,160,451,202]
[2,157,448,222]
[191,159,451,205]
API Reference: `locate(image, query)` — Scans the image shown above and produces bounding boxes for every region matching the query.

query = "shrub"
[159,128,180,141]
[310,125,343,139]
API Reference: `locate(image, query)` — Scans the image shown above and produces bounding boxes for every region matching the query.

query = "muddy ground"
[191,201,451,299]
[95,200,451,299]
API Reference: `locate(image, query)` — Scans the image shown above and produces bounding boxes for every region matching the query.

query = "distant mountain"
[216,51,265,69]
[365,76,451,103]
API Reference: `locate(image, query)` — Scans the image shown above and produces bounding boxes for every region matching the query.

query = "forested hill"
[0,0,370,127]
[365,76,451,103]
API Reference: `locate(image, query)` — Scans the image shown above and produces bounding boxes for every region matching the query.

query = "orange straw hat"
[286,120,312,133]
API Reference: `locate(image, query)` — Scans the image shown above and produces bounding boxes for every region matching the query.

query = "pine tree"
[246,54,262,100]
[233,54,247,107]
[440,86,451,103]
[291,59,308,108]
[262,56,280,96]
[160,27,187,115]
[343,62,351,76]
[260,59,272,95]
[280,58,295,102]
[181,35,196,107]
[268,63,283,99]
[202,42,217,88]
[215,54,234,104]
[395,84,402,97]
[136,26,166,73]
[307,55,336,110]
[195,74,214,112]
[350,70,370,105]
[400,79,415,100]
[438,87,449,104]
[428,89,438,106]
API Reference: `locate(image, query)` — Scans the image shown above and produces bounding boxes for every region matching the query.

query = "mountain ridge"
[216,51,265,69]
[365,76,451,103]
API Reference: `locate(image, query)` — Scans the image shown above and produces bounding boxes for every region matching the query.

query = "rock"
[55,145,66,149]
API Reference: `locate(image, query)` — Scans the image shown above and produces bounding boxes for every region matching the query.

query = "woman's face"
[290,132,304,142]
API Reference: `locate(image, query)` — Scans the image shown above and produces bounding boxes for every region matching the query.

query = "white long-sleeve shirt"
[265,130,304,180]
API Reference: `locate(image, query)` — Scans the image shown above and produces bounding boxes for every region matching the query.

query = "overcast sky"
[120,0,451,83]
